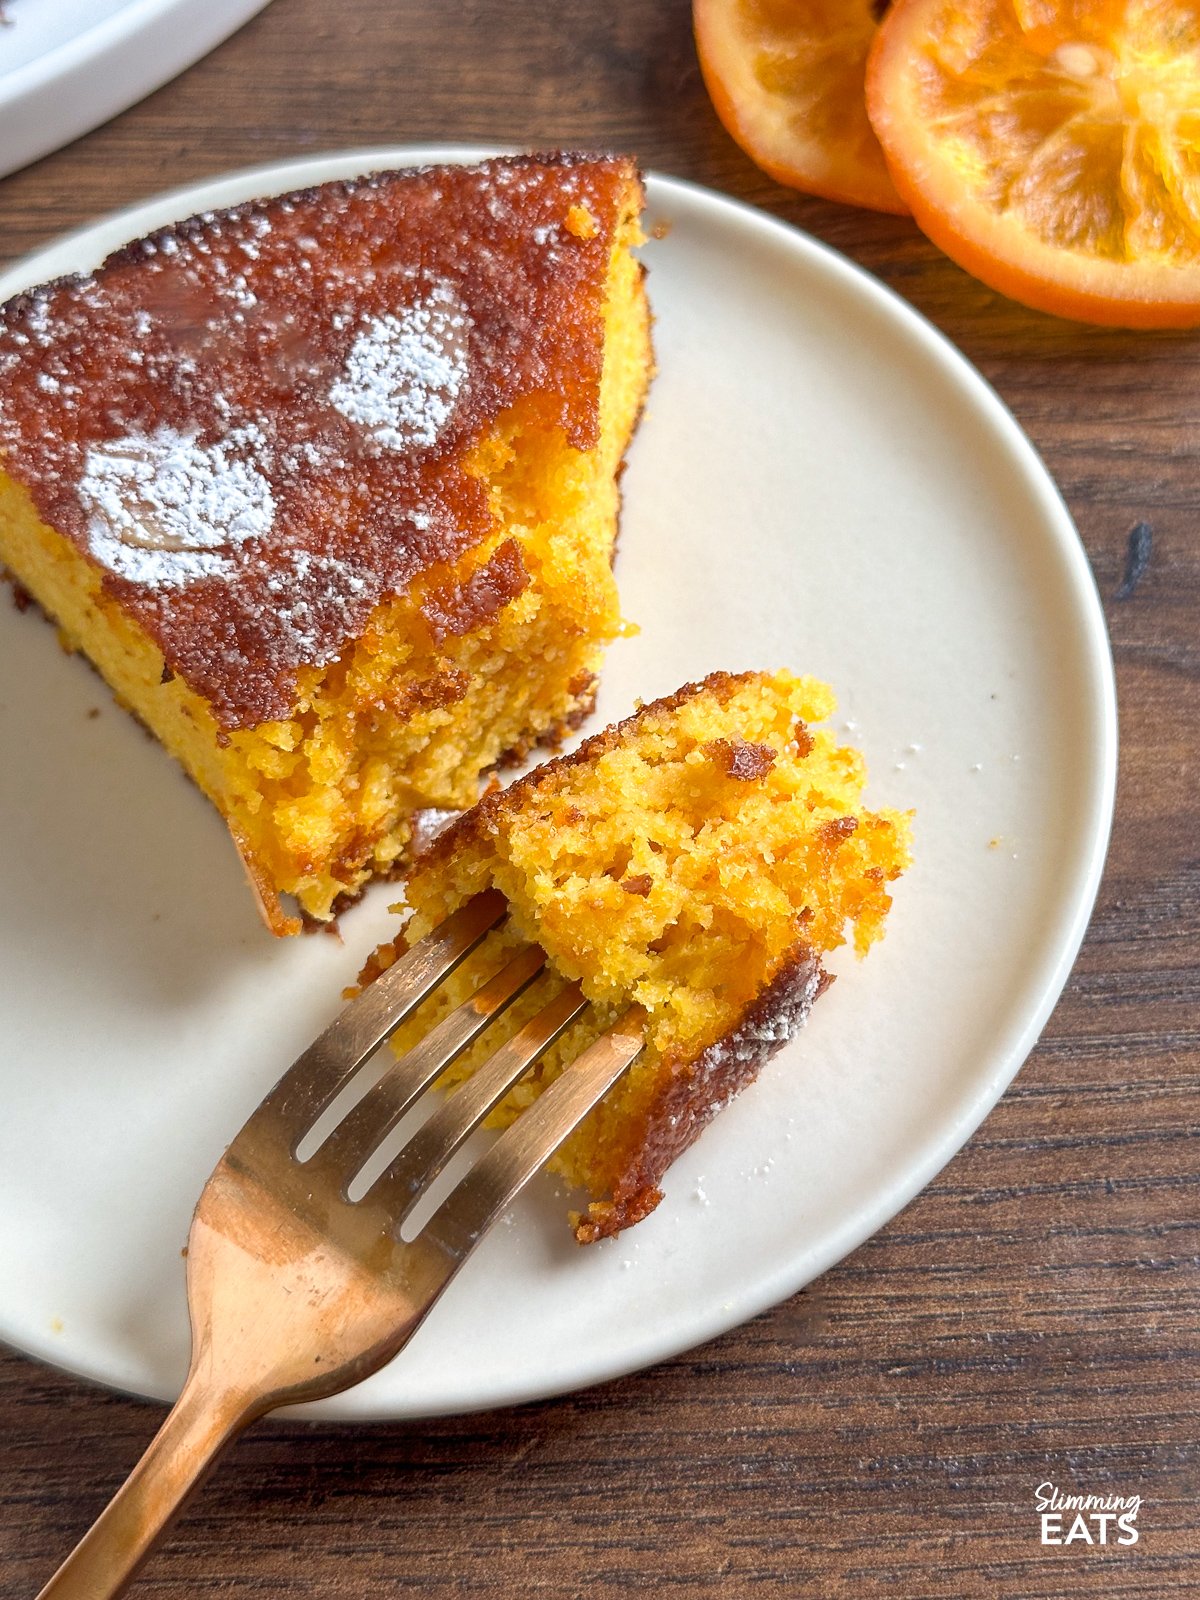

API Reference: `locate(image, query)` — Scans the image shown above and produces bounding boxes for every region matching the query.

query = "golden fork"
[37,887,644,1599]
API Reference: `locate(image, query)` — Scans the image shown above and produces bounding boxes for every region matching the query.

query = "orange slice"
[867,0,1200,326]
[694,0,908,214]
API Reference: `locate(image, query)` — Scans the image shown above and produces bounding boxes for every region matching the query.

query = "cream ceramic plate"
[0,148,1116,1419]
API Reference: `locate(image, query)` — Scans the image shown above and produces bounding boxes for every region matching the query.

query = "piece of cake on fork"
[365,670,912,1240]
[0,153,652,931]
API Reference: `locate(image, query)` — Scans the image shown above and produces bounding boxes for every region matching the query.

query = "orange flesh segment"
[869,0,1200,323]
[695,0,907,214]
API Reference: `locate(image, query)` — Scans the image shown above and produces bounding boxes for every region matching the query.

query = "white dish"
[0,0,271,180]
[0,147,1116,1420]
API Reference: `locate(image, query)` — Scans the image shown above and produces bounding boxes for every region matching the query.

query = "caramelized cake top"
[0,154,641,727]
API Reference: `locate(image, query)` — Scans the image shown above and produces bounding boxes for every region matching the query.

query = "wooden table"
[1,2,1196,1593]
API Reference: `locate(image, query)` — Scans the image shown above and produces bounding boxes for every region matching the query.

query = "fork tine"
[304,942,548,1185]
[424,1008,646,1261]
[245,889,508,1149]
[366,981,589,1222]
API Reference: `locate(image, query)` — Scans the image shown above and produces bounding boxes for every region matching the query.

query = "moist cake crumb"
[370,670,911,1239]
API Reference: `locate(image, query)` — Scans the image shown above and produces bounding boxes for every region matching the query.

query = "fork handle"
[35,1369,254,1599]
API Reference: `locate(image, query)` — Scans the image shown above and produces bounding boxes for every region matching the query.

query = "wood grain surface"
[1,1,1197,1594]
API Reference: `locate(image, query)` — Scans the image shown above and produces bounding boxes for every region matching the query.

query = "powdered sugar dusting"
[80,427,275,588]
[264,546,370,664]
[329,283,470,451]
[690,963,822,1086]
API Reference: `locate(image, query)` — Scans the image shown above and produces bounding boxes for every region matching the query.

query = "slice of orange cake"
[0,154,652,932]
[366,670,912,1240]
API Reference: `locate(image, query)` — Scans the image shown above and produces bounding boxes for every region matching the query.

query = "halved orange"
[867,0,1200,326]
[694,0,908,214]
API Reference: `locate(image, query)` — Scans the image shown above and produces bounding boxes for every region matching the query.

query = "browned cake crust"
[573,951,832,1242]
[0,153,639,729]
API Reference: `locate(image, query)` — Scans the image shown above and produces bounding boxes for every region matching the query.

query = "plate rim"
[0,145,1118,1419]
